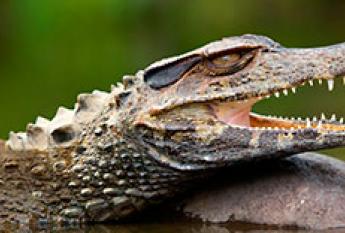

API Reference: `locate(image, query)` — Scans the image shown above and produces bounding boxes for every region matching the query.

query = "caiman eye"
[210,54,241,68]
[206,48,258,75]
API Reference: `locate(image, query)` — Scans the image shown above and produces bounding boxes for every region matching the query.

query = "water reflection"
[83,224,341,233]
[2,222,345,233]
[75,224,345,233]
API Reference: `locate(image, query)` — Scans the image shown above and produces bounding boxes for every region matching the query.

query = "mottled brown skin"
[1,34,345,227]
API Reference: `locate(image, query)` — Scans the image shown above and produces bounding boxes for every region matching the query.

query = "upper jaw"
[208,42,345,132]
[209,77,345,134]
[209,70,345,133]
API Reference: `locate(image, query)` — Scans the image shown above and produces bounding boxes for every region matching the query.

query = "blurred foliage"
[1,0,345,157]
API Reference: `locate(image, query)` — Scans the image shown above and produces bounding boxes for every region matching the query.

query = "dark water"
[3,210,345,233]
[51,223,345,233]
[5,222,345,233]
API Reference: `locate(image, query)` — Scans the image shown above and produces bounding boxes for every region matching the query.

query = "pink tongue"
[210,100,257,127]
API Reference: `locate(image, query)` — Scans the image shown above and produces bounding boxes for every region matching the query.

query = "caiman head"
[128,34,345,170]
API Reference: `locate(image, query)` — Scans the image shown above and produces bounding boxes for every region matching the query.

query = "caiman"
[1,34,345,227]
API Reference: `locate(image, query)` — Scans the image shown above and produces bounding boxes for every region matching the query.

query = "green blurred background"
[1,0,345,156]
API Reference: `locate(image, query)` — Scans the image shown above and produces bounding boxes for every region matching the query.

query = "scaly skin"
[1,34,345,226]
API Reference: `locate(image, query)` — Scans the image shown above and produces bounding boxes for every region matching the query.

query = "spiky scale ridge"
[26,123,48,150]
[7,132,27,151]
[35,116,50,126]
[75,91,109,123]
[5,89,112,152]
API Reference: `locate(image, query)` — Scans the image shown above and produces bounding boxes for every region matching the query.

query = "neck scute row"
[5,90,112,152]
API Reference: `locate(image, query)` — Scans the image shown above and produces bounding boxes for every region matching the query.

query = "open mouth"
[210,76,345,132]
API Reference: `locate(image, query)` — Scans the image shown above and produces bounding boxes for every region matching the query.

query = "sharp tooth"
[283,89,288,96]
[331,114,336,121]
[312,116,318,122]
[306,118,311,128]
[340,118,344,124]
[265,95,271,99]
[274,92,280,98]
[297,117,302,121]
[291,87,296,93]
[321,113,326,120]
[317,121,323,128]
[308,80,314,86]
[327,79,334,91]
[318,79,323,85]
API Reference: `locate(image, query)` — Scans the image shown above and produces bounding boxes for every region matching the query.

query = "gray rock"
[179,152,345,230]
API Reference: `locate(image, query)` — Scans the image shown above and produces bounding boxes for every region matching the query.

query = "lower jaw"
[249,113,345,131]
[210,100,345,131]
